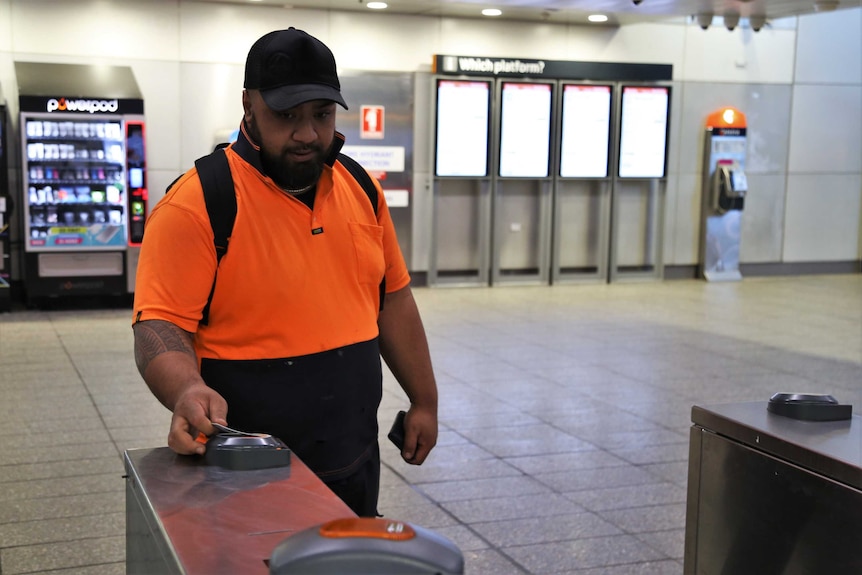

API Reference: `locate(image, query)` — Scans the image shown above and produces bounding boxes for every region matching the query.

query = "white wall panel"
[588,23,686,73]
[0,53,15,110]
[788,84,862,173]
[675,82,792,177]
[739,174,786,262]
[178,62,244,169]
[0,0,11,53]
[664,174,701,265]
[179,3,326,64]
[11,0,179,60]
[783,174,862,261]
[667,173,702,265]
[330,13,439,72]
[665,81,684,177]
[129,60,181,175]
[681,25,797,83]
[796,10,862,84]
[438,18,569,59]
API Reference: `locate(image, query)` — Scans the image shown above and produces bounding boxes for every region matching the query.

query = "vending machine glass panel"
[21,114,128,250]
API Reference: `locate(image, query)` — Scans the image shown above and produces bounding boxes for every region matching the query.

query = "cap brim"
[260,84,348,111]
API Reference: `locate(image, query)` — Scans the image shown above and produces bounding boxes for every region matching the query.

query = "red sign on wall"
[360,105,384,139]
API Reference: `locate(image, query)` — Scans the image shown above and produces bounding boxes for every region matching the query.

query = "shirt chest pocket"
[348,222,385,286]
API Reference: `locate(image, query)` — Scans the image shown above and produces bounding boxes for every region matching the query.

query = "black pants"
[322,443,380,517]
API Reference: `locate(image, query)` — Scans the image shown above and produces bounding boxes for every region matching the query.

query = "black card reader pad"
[205,434,291,470]
[767,392,853,422]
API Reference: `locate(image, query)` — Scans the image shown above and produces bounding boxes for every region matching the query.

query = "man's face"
[243,90,337,190]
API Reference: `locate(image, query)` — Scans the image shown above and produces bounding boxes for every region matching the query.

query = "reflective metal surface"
[685,402,862,575]
[125,447,354,575]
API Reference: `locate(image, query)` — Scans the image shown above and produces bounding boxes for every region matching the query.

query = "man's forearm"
[377,286,438,411]
[133,319,204,411]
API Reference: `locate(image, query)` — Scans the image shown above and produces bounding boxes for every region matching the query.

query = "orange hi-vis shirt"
[132,126,410,362]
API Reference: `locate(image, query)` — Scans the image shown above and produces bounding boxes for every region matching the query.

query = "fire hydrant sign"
[341,145,405,172]
[361,105,384,139]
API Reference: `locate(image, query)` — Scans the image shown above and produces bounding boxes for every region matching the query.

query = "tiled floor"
[1,275,860,574]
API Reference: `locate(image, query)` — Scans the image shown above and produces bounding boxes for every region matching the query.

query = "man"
[132,28,438,517]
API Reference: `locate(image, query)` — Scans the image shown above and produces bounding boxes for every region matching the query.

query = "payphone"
[711,159,747,214]
[700,107,748,281]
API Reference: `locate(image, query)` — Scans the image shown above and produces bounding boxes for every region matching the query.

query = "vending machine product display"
[15,62,146,301]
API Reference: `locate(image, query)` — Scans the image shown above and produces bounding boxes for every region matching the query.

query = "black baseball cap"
[244,28,348,111]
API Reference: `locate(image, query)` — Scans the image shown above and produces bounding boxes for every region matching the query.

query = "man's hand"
[401,404,437,465]
[133,320,229,456]
[168,383,229,455]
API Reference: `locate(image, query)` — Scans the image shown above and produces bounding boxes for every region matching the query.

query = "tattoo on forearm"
[134,321,195,376]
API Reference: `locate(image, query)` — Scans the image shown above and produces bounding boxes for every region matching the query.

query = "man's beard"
[246,115,328,191]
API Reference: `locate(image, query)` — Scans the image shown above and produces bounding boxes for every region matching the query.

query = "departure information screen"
[435,79,490,177]
[498,82,552,178]
[560,84,612,178]
[618,86,669,178]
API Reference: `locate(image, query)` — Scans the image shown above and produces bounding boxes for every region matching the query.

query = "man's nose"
[292,118,317,144]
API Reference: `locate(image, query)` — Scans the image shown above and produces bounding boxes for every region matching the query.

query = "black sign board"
[434,55,672,82]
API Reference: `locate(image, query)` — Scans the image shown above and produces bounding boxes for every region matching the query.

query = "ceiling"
[200,0,861,27]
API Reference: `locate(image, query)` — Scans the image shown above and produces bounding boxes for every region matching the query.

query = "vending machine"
[15,62,147,302]
[700,106,747,282]
[0,102,11,311]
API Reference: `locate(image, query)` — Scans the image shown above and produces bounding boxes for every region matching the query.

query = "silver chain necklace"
[281,183,314,196]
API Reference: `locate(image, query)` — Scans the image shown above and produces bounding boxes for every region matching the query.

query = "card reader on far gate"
[767,392,853,422]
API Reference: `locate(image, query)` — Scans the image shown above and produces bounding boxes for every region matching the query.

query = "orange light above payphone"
[706,107,746,129]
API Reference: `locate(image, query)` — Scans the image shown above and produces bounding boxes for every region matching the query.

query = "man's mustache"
[285,145,324,156]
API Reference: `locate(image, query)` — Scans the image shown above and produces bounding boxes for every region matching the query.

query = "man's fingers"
[168,415,205,455]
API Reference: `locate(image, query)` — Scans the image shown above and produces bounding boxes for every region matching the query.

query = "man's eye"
[279,112,295,119]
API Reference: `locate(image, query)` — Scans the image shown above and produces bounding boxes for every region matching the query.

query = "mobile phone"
[387,410,406,451]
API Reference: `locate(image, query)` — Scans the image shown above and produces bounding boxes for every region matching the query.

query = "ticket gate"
[269,517,464,574]
[684,398,861,574]
[124,445,463,574]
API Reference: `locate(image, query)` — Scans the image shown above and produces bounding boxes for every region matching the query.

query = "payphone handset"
[711,160,747,214]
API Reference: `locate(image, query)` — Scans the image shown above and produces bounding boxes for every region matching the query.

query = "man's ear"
[242,89,252,121]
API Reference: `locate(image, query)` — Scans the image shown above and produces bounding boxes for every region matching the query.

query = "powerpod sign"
[47,97,119,114]
[18,95,144,116]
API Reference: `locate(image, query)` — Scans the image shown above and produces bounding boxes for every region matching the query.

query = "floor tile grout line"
[381,457,534,573]
[46,315,129,461]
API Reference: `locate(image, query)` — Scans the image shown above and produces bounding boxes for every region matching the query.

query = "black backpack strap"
[337,153,378,214]
[336,153,385,310]
[194,148,236,326]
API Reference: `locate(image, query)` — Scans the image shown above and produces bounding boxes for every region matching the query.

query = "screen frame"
[617,84,671,179]
[497,80,554,179]
[558,82,614,179]
[434,78,492,178]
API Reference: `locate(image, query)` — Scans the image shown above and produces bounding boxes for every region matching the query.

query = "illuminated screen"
[560,85,612,178]
[129,168,143,189]
[499,82,552,178]
[618,86,670,178]
[435,80,490,177]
